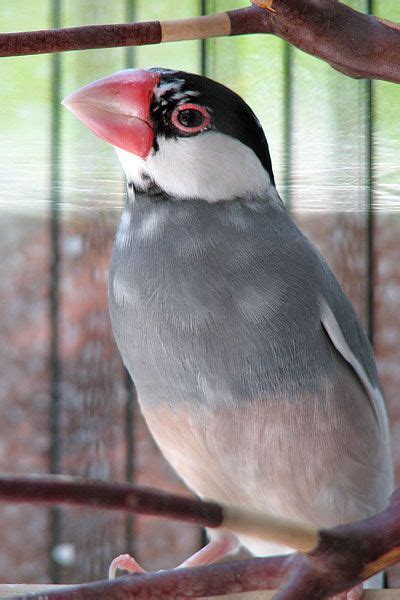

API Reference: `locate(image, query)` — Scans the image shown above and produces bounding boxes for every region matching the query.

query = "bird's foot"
[108,532,239,578]
[177,532,239,568]
[332,583,363,600]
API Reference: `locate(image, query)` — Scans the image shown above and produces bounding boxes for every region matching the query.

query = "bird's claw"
[108,553,147,579]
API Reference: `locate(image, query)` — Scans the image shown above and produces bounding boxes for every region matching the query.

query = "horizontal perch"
[1,585,397,599]
[0,474,318,552]
[4,476,400,598]
[0,585,70,598]
[5,553,400,600]
[0,2,399,83]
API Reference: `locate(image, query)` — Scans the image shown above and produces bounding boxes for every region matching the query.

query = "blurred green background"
[0,0,399,587]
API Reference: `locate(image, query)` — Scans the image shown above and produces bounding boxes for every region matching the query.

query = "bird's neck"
[127,179,283,209]
[115,185,287,260]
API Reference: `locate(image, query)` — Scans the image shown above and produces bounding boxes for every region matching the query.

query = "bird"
[63,68,393,598]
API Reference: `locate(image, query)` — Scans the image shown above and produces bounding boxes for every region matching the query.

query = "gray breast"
[108,191,339,410]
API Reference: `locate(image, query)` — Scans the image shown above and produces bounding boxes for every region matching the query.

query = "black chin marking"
[129,178,165,200]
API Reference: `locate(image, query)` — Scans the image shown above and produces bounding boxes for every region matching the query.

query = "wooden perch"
[0,588,396,599]
[2,475,400,598]
[0,475,318,551]
[0,1,399,83]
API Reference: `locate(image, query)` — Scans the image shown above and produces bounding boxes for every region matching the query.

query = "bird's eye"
[171,103,211,134]
[178,109,204,128]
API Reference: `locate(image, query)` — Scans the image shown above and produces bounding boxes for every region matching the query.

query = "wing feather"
[319,294,387,429]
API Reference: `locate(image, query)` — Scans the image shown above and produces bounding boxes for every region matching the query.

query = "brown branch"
[0,475,318,551]
[0,2,398,83]
[3,475,400,598]
[0,475,223,527]
[246,0,400,82]
[275,488,400,599]
[11,557,288,599]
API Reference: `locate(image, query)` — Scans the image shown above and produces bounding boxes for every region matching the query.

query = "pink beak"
[62,69,160,158]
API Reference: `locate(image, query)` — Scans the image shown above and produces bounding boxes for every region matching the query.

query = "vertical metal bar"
[199,0,208,550]
[200,0,207,75]
[283,42,293,212]
[366,0,374,343]
[49,0,62,584]
[125,0,135,70]
[124,0,136,555]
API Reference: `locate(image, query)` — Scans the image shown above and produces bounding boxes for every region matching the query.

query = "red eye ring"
[171,103,211,133]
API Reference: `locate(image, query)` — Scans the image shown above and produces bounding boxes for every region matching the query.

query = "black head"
[150,68,275,186]
[63,67,277,202]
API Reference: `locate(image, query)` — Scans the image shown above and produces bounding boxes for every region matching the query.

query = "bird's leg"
[177,532,239,568]
[108,532,239,578]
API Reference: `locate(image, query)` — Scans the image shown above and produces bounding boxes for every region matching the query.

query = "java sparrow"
[63,68,393,594]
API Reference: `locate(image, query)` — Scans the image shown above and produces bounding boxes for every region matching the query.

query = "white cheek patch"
[146,132,271,202]
[115,132,272,203]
